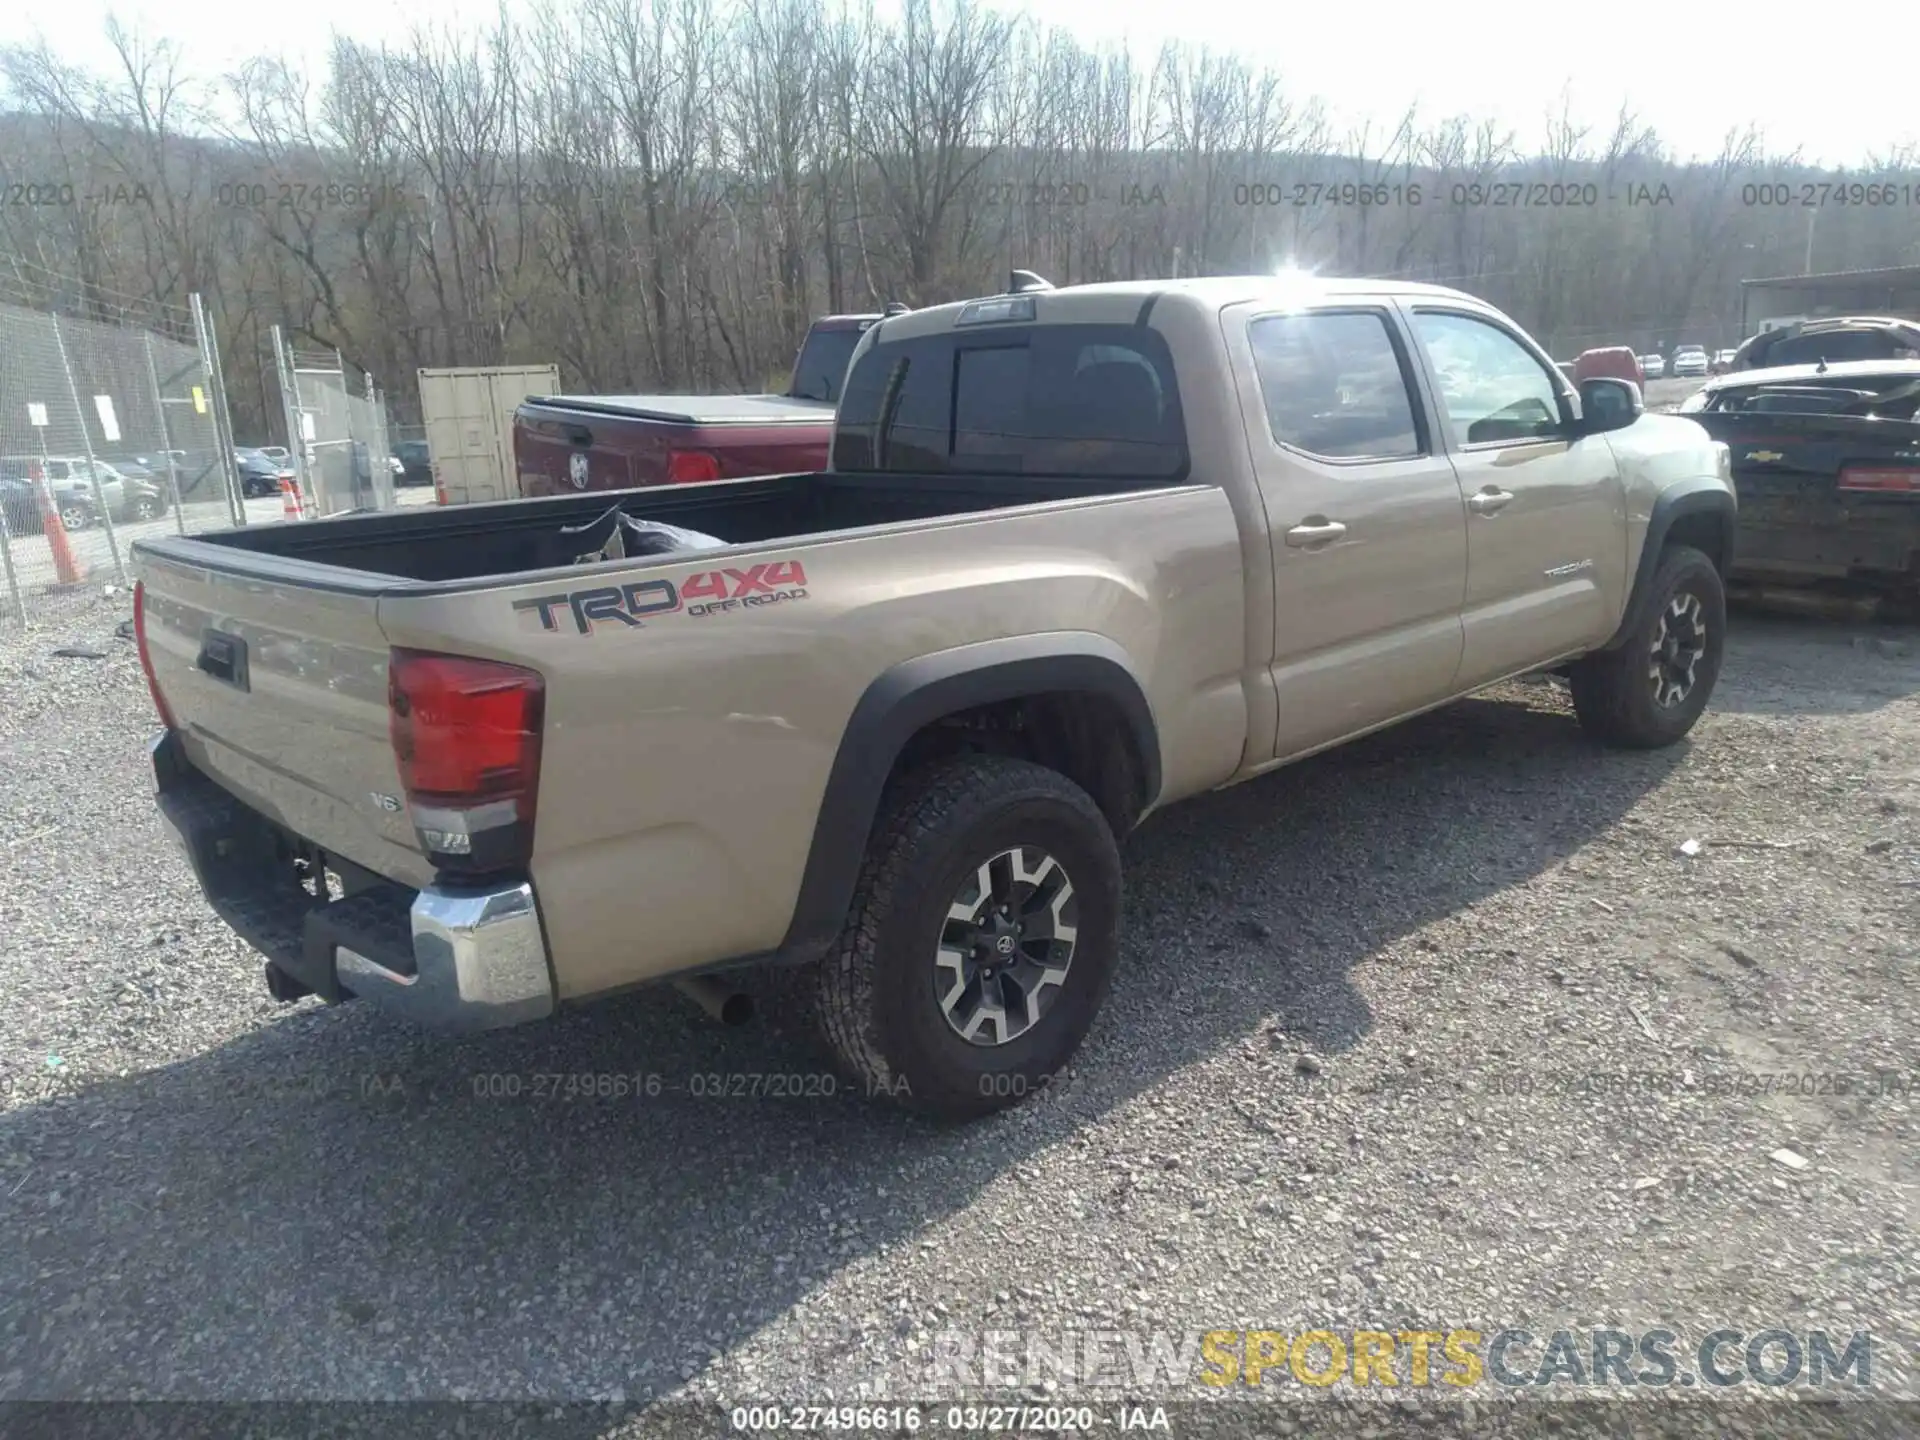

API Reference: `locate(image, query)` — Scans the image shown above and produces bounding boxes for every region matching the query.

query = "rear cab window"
[832,323,1188,479]
[1706,371,1920,420]
[790,323,871,403]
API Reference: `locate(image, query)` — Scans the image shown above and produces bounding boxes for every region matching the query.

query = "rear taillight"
[388,649,545,878]
[131,581,176,730]
[665,449,723,484]
[1839,466,1918,493]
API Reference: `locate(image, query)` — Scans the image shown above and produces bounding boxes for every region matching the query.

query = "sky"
[4,0,1918,168]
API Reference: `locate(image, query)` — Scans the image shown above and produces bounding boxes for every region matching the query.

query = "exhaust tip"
[673,974,754,1027]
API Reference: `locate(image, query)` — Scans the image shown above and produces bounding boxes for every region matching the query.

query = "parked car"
[131,271,1736,1120]
[106,455,160,482]
[247,446,293,465]
[1671,346,1710,379]
[132,449,227,502]
[514,309,907,496]
[1679,358,1920,599]
[0,455,168,533]
[1711,349,1739,373]
[393,440,434,487]
[1641,353,1666,378]
[1729,317,1920,373]
[234,450,294,499]
[1572,346,1644,386]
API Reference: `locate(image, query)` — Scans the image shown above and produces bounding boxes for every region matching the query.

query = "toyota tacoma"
[131,274,1736,1120]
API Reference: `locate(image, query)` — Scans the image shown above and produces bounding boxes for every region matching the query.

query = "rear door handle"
[1285,519,1348,548]
[1467,487,1514,515]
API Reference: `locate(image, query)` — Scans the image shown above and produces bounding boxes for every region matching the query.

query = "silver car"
[1671,347,1710,378]
[0,455,169,531]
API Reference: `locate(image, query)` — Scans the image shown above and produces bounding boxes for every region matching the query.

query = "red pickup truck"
[514,311,899,496]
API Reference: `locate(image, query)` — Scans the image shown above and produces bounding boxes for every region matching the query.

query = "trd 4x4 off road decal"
[514,560,810,634]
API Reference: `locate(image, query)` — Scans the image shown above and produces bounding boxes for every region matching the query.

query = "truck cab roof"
[869,274,1502,344]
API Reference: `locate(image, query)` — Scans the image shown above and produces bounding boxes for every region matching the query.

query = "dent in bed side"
[774,633,1162,965]
[1601,476,1737,652]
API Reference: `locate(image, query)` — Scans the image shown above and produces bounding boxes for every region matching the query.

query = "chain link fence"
[272,328,397,518]
[0,284,246,625]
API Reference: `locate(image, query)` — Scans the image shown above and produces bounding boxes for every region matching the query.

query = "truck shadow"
[0,688,1680,1403]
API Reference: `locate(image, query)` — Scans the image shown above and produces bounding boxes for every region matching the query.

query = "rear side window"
[832,324,1186,478]
[1248,311,1423,460]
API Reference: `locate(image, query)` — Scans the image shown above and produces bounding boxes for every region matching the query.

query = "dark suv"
[1731,317,1920,372]
[393,439,434,487]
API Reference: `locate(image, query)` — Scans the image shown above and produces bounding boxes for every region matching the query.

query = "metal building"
[1739,265,1920,338]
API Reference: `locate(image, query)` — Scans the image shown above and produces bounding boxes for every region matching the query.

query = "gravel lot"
[1,582,1916,1433]
[1642,377,1706,413]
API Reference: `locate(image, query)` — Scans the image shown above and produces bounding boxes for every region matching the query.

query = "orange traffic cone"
[280,475,305,523]
[33,462,87,586]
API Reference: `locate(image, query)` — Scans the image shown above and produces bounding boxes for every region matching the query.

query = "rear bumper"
[1730,489,1920,591]
[151,731,555,1032]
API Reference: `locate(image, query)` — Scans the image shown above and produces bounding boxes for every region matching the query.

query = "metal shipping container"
[417,364,561,506]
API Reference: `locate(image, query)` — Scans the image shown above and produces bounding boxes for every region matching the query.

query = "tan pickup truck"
[132,274,1736,1120]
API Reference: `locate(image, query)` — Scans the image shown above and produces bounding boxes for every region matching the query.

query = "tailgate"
[1693,413,1920,579]
[138,553,431,888]
[513,398,834,497]
[514,402,656,494]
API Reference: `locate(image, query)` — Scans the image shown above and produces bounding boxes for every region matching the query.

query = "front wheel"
[128,495,162,521]
[813,754,1123,1122]
[1570,544,1726,748]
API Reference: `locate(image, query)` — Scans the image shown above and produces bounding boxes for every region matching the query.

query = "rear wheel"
[813,754,1122,1121]
[1570,544,1726,748]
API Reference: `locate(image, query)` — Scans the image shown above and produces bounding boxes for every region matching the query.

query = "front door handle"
[1285,519,1348,548]
[1467,487,1514,515]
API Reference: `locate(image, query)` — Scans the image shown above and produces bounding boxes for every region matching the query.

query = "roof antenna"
[1008,270,1054,295]
[1816,356,1828,374]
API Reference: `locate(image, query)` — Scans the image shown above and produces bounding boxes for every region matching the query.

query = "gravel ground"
[1,583,1916,1434]
[1641,377,1705,413]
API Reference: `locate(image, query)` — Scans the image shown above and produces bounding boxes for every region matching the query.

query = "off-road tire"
[813,754,1122,1122]
[1570,544,1726,748]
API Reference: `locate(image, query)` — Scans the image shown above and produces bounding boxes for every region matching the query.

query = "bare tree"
[5,4,1915,420]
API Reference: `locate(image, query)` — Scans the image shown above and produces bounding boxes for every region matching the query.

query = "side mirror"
[1577,377,1643,434]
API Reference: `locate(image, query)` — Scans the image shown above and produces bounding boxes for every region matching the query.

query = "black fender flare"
[775,632,1161,963]
[1600,481,1737,651]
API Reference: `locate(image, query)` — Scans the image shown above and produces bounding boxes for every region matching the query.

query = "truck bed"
[150,468,1178,587]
